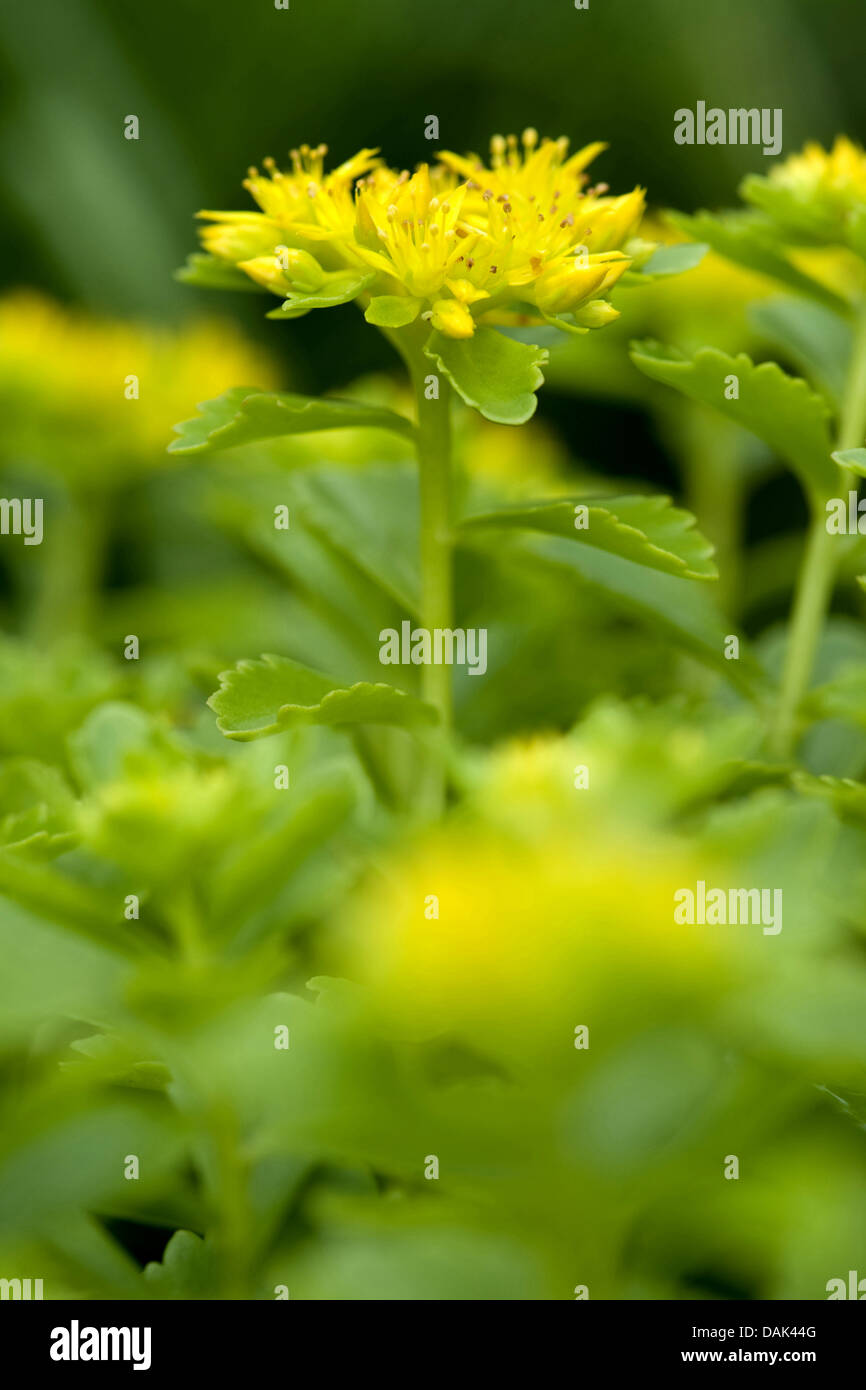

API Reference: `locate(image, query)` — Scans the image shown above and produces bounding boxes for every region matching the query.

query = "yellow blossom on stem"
[193,130,648,338]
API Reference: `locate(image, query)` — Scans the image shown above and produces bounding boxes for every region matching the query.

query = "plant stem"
[771,298,866,758]
[410,357,454,731]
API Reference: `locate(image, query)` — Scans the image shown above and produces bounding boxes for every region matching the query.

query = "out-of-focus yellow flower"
[343,734,725,1054]
[196,131,647,338]
[0,291,275,484]
[743,136,866,252]
[766,136,866,210]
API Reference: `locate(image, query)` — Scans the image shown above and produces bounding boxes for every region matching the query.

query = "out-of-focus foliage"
[3,0,866,1303]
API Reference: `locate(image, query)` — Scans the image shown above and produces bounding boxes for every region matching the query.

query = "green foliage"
[174,253,268,294]
[630,341,837,502]
[460,493,717,580]
[170,387,414,455]
[266,270,376,319]
[668,210,851,312]
[7,103,866,1304]
[425,327,548,424]
[365,296,423,327]
[208,654,438,739]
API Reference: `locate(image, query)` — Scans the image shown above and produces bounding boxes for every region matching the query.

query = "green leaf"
[0,899,128,1044]
[169,386,414,455]
[667,210,850,313]
[806,666,866,729]
[516,534,766,695]
[208,654,438,740]
[750,296,851,408]
[739,174,843,246]
[625,241,709,279]
[365,295,423,327]
[629,341,836,501]
[425,327,548,425]
[266,269,375,318]
[290,466,420,615]
[847,206,866,260]
[144,1231,217,1299]
[174,252,268,293]
[832,448,866,478]
[460,494,717,581]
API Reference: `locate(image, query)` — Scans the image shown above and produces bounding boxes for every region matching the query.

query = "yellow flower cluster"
[0,291,274,483]
[767,135,866,210]
[197,131,647,338]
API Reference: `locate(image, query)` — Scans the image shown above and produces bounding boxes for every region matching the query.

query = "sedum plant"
[174,131,709,753]
[632,136,866,760]
[5,134,866,1304]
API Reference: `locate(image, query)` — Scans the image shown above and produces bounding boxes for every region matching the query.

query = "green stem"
[30,487,109,642]
[771,299,866,758]
[409,352,455,731]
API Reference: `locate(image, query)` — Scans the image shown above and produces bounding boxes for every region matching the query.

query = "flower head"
[192,131,648,338]
[742,135,866,251]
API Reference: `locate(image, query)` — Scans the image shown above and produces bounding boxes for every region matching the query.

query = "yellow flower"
[768,136,866,209]
[342,734,726,1054]
[0,291,275,485]
[743,136,866,252]
[195,131,647,338]
[198,142,380,271]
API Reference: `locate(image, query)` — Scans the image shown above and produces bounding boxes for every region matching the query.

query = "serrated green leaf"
[365,295,423,327]
[750,296,851,409]
[266,269,375,318]
[460,494,717,580]
[209,654,438,740]
[174,252,268,293]
[667,210,850,312]
[425,327,548,425]
[144,1231,217,1299]
[170,386,414,455]
[629,341,836,501]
